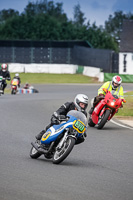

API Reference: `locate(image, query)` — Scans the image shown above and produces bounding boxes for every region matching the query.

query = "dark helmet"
[1,63,7,72]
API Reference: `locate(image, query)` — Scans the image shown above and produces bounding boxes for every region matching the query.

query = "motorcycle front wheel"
[30,146,41,159]
[53,136,76,164]
[88,117,95,127]
[11,89,16,95]
[97,109,111,129]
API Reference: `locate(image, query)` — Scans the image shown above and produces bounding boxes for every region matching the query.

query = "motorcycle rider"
[89,75,124,114]
[36,94,89,144]
[13,73,21,87]
[24,82,30,89]
[0,63,11,94]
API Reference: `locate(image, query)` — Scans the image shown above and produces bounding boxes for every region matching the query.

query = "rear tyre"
[97,109,111,129]
[53,137,75,164]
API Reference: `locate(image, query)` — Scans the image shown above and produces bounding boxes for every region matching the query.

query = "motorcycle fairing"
[11,78,19,86]
[92,100,106,124]
[41,115,77,145]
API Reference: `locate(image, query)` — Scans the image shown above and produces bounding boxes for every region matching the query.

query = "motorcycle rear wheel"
[30,146,41,159]
[53,137,75,164]
[97,109,111,129]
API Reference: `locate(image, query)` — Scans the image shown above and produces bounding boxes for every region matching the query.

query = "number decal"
[41,131,51,141]
[73,120,86,133]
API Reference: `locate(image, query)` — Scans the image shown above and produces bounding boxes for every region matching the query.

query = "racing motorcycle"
[30,110,87,164]
[11,78,19,94]
[88,88,126,129]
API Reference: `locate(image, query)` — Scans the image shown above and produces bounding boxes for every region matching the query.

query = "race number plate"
[73,120,86,133]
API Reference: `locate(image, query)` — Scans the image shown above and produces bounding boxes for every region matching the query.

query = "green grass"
[10,73,99,84]
[116,91,133,117]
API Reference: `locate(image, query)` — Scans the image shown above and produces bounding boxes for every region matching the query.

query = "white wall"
[8,63,104,82]
[9,63,78,74]
[119,52,133,74]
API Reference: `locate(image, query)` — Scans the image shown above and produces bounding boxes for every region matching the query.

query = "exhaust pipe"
[31,142,48,154]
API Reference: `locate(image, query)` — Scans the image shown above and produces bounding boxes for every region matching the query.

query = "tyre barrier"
[17,88,34,94]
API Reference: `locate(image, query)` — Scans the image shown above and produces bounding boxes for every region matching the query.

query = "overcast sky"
[0,0,133,26]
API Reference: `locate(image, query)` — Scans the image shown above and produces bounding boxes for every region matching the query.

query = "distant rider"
[24,82,30,89]
[36,94,89,144]
[89,75,124,114]
[0,63,11,94]
[13,73,21,87]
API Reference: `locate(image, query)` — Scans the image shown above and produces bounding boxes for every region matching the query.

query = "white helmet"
[15,73,19,77]
[112,75,122,89]
[74,94,88,112]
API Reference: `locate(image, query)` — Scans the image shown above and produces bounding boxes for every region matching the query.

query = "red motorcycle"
[11,78,19,95]
[88,88,126,129]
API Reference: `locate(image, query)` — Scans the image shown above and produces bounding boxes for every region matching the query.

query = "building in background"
[119,20,133,74]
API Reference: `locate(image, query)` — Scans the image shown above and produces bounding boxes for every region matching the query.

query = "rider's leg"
[2,82,7,94]
[35,123,52,140]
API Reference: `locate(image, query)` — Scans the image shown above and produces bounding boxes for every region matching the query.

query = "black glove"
[98,94,105,99]
[51,115,60,124]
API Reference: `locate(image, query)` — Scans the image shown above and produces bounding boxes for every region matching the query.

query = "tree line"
[0,0,133,52]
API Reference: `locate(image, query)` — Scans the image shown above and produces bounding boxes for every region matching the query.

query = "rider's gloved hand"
[98,93,105,99]
[51,112,60,124]
[99,93,105,97]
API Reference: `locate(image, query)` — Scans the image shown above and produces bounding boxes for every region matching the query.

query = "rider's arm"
[54,102,71,116]
[118,86,124,99]
[98,81,110,95]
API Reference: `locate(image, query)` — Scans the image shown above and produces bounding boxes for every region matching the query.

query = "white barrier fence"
[8,63,104,82]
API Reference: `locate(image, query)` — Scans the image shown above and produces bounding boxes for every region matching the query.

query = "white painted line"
[111,119,133,130]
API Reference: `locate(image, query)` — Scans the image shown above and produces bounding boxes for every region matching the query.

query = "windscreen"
[67,110,87,125]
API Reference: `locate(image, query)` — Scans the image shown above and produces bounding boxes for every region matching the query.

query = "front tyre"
[97,109,111,129]
[53,137,76,164]
[30,146,41,159]
[88,117,95,127]
[11,89,16,95]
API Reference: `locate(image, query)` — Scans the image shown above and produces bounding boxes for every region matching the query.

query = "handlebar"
[102,88,126,103]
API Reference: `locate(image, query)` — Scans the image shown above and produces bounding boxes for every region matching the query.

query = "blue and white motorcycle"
[30,110,87,164]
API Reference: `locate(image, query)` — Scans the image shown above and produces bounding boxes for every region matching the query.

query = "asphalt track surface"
[0,83,133,200]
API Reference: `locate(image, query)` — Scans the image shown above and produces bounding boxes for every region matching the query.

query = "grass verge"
[116,91,133,117]
[10,73,99,84]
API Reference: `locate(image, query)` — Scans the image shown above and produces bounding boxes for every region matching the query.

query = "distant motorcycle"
[11,78,19,94]
[30,110,87,164]
[88,88,126,129]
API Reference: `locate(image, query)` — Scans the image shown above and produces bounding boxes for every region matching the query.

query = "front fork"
[57,131,68,150]
[99,107,112,121]
[57,129,77,150]
[100,107,117,122]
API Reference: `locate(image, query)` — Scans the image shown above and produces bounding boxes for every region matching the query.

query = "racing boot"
[35,130,46,140]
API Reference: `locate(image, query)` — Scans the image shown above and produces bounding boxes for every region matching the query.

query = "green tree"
[73,3,86,27]
[104,11,133,39]
[0,9,19,23]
